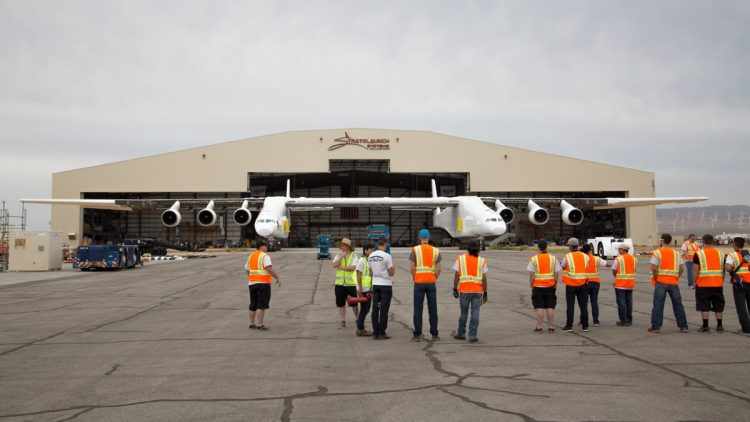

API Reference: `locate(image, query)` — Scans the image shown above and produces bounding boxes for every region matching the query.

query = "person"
[527,240,560,332]
[245,239,281,330]
[582,243,608,327]
[693,234,725,332]
[355,243,374,337]
[369,239,395,339]
[332,238,358,328]
[410,229,441,341]
[681,234,700,289]
[648,233,688,333]
[452,241,488,342]
[561,238,590,332]
[612,245,637,326]
[725,237,750,334]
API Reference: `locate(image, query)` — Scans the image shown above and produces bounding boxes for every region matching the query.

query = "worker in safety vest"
[681,233,700,289]
[410,229,441,341]
[332,238,359,328]
[561,238,590,332]
[648,233,688,333]
[693,234,725,332]
[527,240,560,332]
[612,245,637,326]
[355,243,375,337]
[452,241,488,343]
[726,237,750,335]
[582,243,608,327]
[245,239,280,330]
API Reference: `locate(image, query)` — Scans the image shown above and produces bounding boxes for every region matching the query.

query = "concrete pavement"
[0,249,749,421]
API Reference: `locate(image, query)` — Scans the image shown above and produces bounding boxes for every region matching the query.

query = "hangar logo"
[328,132,390,151]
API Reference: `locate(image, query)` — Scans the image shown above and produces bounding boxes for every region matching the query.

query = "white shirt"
[244,254,272,271]
[452,256,489,274]
[368,250,394,286]
[355,256,371,292]
[526,255,562,273]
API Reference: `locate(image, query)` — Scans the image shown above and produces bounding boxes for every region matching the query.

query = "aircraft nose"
[255,222,275,238]
[491,221,507,236]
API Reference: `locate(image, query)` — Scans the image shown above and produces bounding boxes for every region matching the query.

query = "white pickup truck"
[587,237,634,260]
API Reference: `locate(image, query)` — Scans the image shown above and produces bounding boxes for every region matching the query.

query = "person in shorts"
[528,240,561,332]
[245,239,280,330]
[693,234,726,332]
[333,238,359,328]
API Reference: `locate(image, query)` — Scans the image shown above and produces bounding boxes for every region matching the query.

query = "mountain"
[656,205,750,235]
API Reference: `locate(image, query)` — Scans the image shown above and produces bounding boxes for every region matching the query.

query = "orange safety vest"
[413,244,439,283]
[457,254,486,293]
[614,253,637,289]
[653,247,680,285]
[682,241,699,261]
[530,253,557,288]
[729,251,750,283]
[247,250,272,284]
[586,253,601,283]
[563,251,589,287]
[695,247,723,288]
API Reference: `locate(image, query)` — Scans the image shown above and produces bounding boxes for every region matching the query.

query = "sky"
[1,0,749,230]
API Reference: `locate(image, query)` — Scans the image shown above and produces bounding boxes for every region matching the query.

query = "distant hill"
[657,205,750,235]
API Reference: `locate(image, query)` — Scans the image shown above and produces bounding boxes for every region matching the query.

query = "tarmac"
[0,248,749,422]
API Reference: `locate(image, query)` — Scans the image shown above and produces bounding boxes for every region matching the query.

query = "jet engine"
[161,201,182,227]
[527,200,549,225]
[495,200,515,224]
[197,200,218,226]
[233,200,252,226]
[561,200,584,226]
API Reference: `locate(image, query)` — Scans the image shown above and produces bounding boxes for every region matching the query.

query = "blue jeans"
[684,262,695,287]
[457,293,482,339]
[615,289,633,323]
[651,283,688,329]
[413,283,438,337]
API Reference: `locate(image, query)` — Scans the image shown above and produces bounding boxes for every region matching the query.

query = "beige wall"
[51,129,657,246]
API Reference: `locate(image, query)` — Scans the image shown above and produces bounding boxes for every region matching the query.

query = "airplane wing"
[286,197,459,210]
[20,198,266,211]
[480,196,708,210]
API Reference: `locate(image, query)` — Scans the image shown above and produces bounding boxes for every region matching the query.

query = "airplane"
[22,179,707,241]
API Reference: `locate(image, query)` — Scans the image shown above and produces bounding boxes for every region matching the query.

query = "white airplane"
[22,179,707,241]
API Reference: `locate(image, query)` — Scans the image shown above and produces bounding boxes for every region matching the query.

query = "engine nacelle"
[495,200,515,224]
[233,200,252,226]
[527,200,549,225]
[161,201,182,227]
[197,200,217,227]
[561,200,584,226]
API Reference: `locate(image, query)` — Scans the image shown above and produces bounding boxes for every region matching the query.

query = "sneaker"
[616,321,626,327]
[647,327,660,333]
[680,327,689,333]
[411,335,423,342]
[698,326,710,333]
[625,321,633,327]
[548,328,556,333]
[717,326,725,332]
[563,326,573,332]
[468,338,479,343]
[249,324,257,329]
[534,327,544,333]
[340,321,346,328]
[582,327,589,332]
[356,329,372,337]
[593,321,600,327]
[381,334,391,340]
[453,334,466,340]
[431,335,440,341]
[373,335,381,340]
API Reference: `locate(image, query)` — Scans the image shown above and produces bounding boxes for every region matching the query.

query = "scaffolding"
[0,201,28,272]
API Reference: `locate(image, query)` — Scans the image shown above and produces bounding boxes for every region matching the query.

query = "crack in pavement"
[284,262,323,318]
[104,363,120,376]
[53,407,94,422]
[438,386,546,422]
[0,329,67,357]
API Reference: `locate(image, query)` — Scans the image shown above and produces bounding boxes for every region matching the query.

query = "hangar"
[49,129,657,248]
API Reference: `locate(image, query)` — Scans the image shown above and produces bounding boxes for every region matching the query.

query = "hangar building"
[50,129,657,248]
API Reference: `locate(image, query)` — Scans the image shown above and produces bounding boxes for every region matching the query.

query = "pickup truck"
[586,237,634,260]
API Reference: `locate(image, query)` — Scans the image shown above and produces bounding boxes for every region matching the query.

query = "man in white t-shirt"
[368,239,395,339]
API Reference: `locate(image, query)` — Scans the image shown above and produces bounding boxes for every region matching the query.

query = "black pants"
[357,296,372,331]
[413,283,438,337]
[371,285,393,336]
[733,283,750,333]
[615,289,633,323]
[565,285,589,329]
[586,282,600,323]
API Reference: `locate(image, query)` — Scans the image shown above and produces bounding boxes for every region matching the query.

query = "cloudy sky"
[1,0,748,229]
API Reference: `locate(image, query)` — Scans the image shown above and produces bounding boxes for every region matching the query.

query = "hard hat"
[566,237,580,247]
[418,229,431,239]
